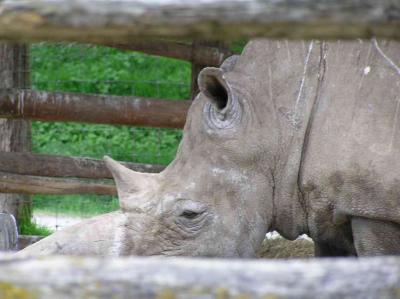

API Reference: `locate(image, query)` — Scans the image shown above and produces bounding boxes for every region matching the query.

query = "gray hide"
[18,39,400,257]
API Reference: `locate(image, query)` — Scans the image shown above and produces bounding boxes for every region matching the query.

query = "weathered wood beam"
[0,152,165,179]
[1,255,400,298]
[0,0,399,42]
[109,40,231,66]
[0,43,32,229]
[0,89,190,129]
[0,172,116,195]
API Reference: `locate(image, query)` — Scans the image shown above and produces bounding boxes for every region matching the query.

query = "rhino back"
[301,40,400,226]
[16,211,122,256]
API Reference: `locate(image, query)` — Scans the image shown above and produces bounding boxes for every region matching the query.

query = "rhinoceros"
[18,39,400,257]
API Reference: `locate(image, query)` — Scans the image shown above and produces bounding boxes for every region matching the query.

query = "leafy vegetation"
[31,43,189,163]
[20,219,53,236]
[30,43,190,218]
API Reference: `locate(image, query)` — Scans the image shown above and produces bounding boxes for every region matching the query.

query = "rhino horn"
[104,156,158,199]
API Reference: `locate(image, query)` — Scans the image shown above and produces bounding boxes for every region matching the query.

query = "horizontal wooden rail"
[0,89,190,129]
[0,171,116,195]
[0,0,399,42]
[109,40,231,66]
[0,152,165,179]
[1,255,400,298]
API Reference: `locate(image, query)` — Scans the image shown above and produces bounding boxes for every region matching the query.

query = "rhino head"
[105,56,279,258]
[104,39,317,257]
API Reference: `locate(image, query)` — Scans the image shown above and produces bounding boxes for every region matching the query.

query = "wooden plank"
[0,152,165,179]
[0,172,116,195]
[109,40,231,66]
[0,89,190,129]
[0,1,399,42]
[1,255,400,298]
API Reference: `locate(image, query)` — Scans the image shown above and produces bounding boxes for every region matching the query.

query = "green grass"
[20,220,53,237]
[30,43,190,220]
[32,195,119,217]
[31,43,189,164]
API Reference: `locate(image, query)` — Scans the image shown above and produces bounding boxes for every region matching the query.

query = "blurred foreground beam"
[0,0,399,42]
[0,152,165,179]
[0,89,190,129]
[1,255,400,298]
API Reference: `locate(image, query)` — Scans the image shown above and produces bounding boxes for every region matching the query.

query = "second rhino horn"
[104,156,158,196]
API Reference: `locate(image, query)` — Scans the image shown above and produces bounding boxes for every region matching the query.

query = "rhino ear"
[220,55,240,73]
[198,67,230,111]
[104,156,157,201]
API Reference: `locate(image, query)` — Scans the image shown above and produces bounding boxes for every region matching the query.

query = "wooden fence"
[0,40,230,200]
[0,89,191,128]
[0,0,399,42]
[1,255,400,298]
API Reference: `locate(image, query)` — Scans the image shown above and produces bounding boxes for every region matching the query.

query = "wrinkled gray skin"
[19,39,400,257]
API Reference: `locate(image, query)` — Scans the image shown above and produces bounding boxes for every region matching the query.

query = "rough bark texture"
[0,89,190,129]
[1,255,400,298]
[0,152,164,178]
[0,44,31,227]
[0,172,116,195]
[0,0,399,43]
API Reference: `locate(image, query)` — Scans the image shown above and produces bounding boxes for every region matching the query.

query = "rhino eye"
[180,210,203,220]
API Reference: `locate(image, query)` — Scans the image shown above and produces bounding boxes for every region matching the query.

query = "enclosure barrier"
[0,32,230,201]
[0,0,399,42]
[0,172,116,195]
[1,255,400,298]
[0,152,165,178]
[0,152,165,195]
[0,89,190,129]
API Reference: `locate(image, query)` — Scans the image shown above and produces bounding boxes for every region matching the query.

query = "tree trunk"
[0,44,31,229]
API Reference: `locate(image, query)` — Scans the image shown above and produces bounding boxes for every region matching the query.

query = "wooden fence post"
[0,213,18,250]
[0,44,31,230]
